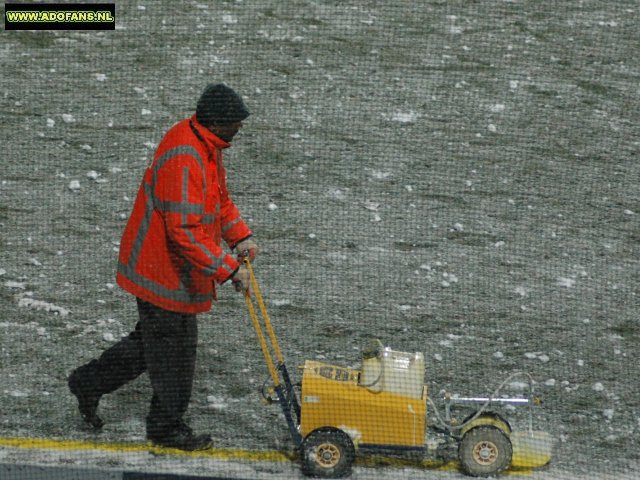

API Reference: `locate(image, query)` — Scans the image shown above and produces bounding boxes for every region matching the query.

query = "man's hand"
[231,265,250,294]
[235,238,258,262]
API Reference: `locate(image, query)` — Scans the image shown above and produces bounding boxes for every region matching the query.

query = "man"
[68,84,258,451]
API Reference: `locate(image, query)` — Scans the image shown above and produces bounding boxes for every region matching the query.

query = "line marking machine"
[242,259,552,478]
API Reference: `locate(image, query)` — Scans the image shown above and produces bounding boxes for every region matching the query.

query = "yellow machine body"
[299,360,427,447]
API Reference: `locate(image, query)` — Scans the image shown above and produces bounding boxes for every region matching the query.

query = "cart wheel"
[459,426,512,477]
[301,429,355,478]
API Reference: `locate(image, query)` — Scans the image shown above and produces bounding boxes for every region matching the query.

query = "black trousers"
[74,298,198,437]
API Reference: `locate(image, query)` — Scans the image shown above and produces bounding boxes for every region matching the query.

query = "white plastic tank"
[360,340,425,399]
[381,348,425,399]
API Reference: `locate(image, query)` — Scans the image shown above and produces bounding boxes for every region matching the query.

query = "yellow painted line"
[359,455,534,476]
[0,436,533,475]
[357,454,459,471]
[0,437,294,463]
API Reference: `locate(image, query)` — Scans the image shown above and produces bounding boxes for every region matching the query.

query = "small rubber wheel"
[459,426,512,477]
[301,429,355,478]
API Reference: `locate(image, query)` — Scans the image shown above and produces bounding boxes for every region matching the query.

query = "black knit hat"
[196,83,250,125]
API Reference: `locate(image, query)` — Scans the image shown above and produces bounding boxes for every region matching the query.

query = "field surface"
[1,1,638,479]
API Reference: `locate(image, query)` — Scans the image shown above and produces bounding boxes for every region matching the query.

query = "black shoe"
[148,423,213,451]
[68,369,104,430]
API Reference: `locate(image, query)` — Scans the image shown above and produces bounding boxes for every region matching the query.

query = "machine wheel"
[459,426,512,477]
[300,429,355,478]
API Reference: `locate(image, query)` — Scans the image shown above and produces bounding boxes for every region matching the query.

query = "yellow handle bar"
[243,258,285,387]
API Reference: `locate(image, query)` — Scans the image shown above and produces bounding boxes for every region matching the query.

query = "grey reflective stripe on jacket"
[118,144,228,304]
[179,166,230,277]
[117,262,211,304]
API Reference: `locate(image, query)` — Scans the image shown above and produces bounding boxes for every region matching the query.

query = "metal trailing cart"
[242,259,552,478]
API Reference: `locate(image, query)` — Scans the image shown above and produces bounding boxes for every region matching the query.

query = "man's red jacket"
[116,116,252,313]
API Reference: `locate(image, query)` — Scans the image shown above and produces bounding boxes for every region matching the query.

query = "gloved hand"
[231,265,251,294]
[235,238,258,262]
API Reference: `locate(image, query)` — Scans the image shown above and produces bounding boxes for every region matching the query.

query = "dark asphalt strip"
[0,463,245,480]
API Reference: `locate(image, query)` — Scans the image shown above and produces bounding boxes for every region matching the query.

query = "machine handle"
[242,258,285,387]
[244,258,285,364]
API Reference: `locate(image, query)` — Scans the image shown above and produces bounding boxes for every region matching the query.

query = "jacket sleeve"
[154,155,238,284]
[218,161,253,249]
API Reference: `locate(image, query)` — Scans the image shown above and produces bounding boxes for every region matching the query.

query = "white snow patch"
[592,382,605,392]
[623,209,635,215]
[557,277,576,288]
[0,269,5,276]
[68,180,81,191]
[5,281,26,289]
[328,188,346,201]
[489,103,506,113]
[488,123,497,133]
[9,390,29,398]
[525,352,549,362]
[141,109,152,115]
[493,351,504,359]
[61,114,76,123]
[514,286,527,297]
[433,354,443,362]
[93,73,107,82]
[443,272,458,283]
[370,170,391,180]
[103,332,115,342]
[544,379,556,386]
[391,112,419,124]
[46,118,55,127]
[86,170,100,180]
[271,299,291,307]
[508,381,530,391]
[221,14,237,24]
[363,200,380,211]
[268,202,278,211]
[17,297,70,316]
[206,395,229,410]
[603,409,614,420]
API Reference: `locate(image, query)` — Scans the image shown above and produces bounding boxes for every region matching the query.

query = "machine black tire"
[300,429,355,478]
[459,426,512,477]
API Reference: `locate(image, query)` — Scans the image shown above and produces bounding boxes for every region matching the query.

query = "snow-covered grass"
[1,1,638,478]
